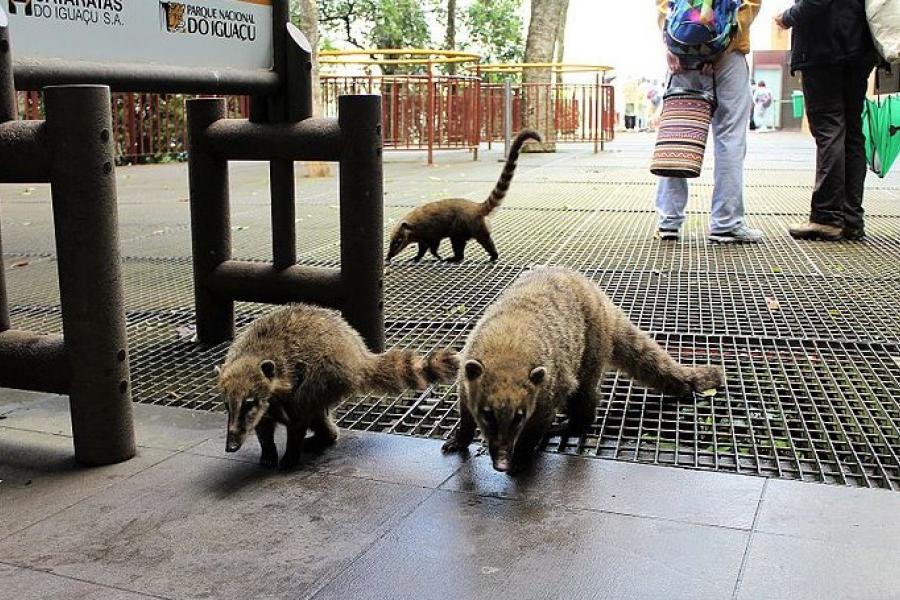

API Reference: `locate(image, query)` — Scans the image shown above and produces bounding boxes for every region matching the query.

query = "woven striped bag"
[650,84,717,178]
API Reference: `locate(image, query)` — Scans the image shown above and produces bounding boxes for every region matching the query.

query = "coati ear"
[400,221,411,230]
[464,359,484,381]
[529,367,547,385]
[213,365,222,376]
[260,360,277,380]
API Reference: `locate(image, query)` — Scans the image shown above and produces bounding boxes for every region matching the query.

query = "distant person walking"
[655,0,764,244]
[752,80,774,131]
[776,0,878,241]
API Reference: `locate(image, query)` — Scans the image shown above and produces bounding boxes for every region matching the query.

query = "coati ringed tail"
[386,129,542,264]
[218,303,458,469]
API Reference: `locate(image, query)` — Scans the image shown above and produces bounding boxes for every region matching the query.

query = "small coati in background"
[386,128,542,264]
[442,267,724,473]
[218,304,459,469]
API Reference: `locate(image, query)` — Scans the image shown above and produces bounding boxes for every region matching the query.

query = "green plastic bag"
[863,94,900,178]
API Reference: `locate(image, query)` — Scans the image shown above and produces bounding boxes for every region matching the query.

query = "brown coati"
[218,303,459,469]
[386,128,542,264]
[442,267,724,473]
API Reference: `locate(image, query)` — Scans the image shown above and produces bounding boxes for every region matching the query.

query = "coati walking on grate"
[218,304,459,469]
[442,267,724,473]
[386,129,542,264]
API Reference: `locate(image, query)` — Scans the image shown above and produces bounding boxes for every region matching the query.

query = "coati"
[218,303,459,469]
[442,267,725,473]
[386,129,542,264]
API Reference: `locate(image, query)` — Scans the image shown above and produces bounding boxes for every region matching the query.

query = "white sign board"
[5,0,273,71]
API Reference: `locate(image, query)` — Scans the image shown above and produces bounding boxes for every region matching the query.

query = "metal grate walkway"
[3,133,900,490]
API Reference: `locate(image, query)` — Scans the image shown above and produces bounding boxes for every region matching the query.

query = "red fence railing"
[16,81,614,164]
[16,91,249,164]
[482,82,616,150]
[321,74,482,164]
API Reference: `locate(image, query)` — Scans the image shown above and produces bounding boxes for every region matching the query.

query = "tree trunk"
[295,0,321,117]
[523,0,569,151]
[294,0,331,177]
[554,0,570,85]
[445,0,457,75]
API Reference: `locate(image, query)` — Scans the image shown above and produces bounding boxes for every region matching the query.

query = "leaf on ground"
[765,297,781,311]
[447,304,469,317]
[175,325,196,339]
[771,267,782,273]
[700,388,718,397]
[10,260,29,268]
[774,439,790,450]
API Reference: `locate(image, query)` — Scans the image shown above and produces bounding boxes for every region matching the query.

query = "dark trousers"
[801,62,874,230]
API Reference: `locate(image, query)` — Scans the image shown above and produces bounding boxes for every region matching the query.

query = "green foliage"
[316,0,524,71]
[318,0,430,50]
[463,0,524,64]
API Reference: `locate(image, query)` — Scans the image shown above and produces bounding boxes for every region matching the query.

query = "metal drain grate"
[334,333,900,490]
[3,141,900,490]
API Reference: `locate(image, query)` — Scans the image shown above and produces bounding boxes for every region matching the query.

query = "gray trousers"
[656,51,751,234]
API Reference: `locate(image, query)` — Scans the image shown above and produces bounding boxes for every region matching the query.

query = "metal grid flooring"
[3,132,900,490]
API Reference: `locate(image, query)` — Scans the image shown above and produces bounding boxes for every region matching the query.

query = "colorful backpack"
[665,0,742,67]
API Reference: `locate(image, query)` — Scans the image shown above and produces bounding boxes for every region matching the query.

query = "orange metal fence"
[16,81,614,163]
[482,82,616,150]
[16,91,249,164]
[320,74,481,164]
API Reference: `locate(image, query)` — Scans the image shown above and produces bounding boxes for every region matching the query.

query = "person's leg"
[707,52,760,242]
[842,61,875,238]
[655,70,701,237]
[656,176,689,235]
[792,66,846,238]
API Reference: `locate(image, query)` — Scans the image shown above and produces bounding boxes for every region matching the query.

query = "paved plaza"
[2,132,900,599]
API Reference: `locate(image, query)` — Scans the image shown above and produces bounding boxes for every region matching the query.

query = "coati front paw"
[688,366,725,393]
[444,257,464,264]
[259,450,279,469]
[278,452,302,471]
[441,438,470,455]
[489,254,499,263]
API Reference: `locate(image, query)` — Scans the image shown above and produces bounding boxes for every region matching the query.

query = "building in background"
[752,20,803,131]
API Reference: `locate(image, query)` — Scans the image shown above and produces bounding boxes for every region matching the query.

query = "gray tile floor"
[2,392,900,600]
[3,132,900,598]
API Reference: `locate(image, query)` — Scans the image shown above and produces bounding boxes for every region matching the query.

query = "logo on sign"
[8,0,33,16]
[160,1,185,33]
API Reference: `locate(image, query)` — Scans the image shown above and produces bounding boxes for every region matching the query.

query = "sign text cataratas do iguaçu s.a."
[4,0,274,71]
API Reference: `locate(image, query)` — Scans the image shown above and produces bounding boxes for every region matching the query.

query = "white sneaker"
[708,224,764,244]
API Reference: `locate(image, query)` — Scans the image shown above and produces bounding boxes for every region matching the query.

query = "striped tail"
[362,348,459,395]
[480,129,542,216]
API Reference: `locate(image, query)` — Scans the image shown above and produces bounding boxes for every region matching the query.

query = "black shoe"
[657,228,680,241]
[843,228,866,241]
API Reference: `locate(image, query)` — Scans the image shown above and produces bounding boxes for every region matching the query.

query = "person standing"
[777,0,878,241]
[753,80,774,131]
[655,0,764,243]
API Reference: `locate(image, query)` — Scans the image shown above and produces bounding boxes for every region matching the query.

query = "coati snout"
[463,359,546,472]
[386,222,413,261]
[219,358,291,454]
